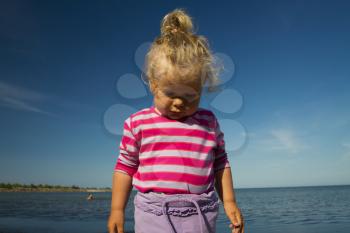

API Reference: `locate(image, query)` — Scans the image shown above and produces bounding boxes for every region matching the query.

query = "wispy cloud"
[256,128,306,154]
[270,129,303,153]
[340,142,350,162]
[341,142,350,149]
[0,81,56,116]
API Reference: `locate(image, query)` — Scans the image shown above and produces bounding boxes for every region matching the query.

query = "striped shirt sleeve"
[213,116,230,173]
[114,117,140,177]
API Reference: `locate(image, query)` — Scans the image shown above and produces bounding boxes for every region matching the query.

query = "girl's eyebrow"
[163,89,198,96]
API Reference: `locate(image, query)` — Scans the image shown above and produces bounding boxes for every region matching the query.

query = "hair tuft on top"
[161,9,193,35]
[145,8,221,92]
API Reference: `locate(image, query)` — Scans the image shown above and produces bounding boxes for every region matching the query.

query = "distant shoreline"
[0,183,111,193]
[1,183,348,193]
[0,188,111,192]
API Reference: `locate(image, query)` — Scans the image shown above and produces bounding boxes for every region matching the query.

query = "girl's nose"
[172,98,184,111]
[173,98,184,106]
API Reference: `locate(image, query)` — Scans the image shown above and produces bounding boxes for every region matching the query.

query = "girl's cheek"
[164,98,173,106]
[158,98,171,110]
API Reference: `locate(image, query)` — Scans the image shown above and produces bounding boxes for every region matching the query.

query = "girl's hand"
[223,201,244,233]
[108,209,125,233]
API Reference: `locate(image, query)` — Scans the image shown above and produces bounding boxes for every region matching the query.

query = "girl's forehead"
[158,77,202,93]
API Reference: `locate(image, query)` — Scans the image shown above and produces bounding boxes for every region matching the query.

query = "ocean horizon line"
[1,182,349,192]
[235,184,350,190]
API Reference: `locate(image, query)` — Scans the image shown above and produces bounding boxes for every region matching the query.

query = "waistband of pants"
[134,190,220,216]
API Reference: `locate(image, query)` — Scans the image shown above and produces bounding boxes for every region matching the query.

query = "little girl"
[108,9,244,233]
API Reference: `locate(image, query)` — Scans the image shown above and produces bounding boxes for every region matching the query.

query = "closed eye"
[162,90,199,101]
[163,91,176,98]
[185,94,196,99]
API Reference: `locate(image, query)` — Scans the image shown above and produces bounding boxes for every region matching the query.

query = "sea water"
[1,185,350,233]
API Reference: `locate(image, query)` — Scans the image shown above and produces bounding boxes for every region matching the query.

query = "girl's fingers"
[229,222,242,233]
[234,224,242,233]
[226,207,244,233]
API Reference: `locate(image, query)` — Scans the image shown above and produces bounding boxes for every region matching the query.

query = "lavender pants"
[134,190,220,233]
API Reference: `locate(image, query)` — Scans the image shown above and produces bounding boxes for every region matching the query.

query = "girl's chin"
[166,112,185,119]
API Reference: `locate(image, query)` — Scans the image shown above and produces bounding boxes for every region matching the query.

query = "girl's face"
[151,77,202,120]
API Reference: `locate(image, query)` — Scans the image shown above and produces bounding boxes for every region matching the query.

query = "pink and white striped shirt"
[115,106,230,194]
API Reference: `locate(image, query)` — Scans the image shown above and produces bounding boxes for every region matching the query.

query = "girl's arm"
[110,171,133,211]
[108,171,133,233]
[215,167,244,233]
[215,167,236,203]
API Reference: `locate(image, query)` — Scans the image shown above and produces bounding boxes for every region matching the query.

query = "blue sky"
[1,0,349,188]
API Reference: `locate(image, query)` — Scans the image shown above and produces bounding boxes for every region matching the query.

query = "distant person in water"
[87,193,94,200]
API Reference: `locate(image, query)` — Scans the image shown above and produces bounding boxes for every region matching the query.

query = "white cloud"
[340,142,350,162]
[0,81,46,101]
[341,142,350,149]
[0,81,56,116]
[270,129,302,153]
[1,96,54,116]
[255,128,306,154]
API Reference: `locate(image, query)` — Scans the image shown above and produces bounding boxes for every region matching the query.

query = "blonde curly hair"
[145,9,220,92]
